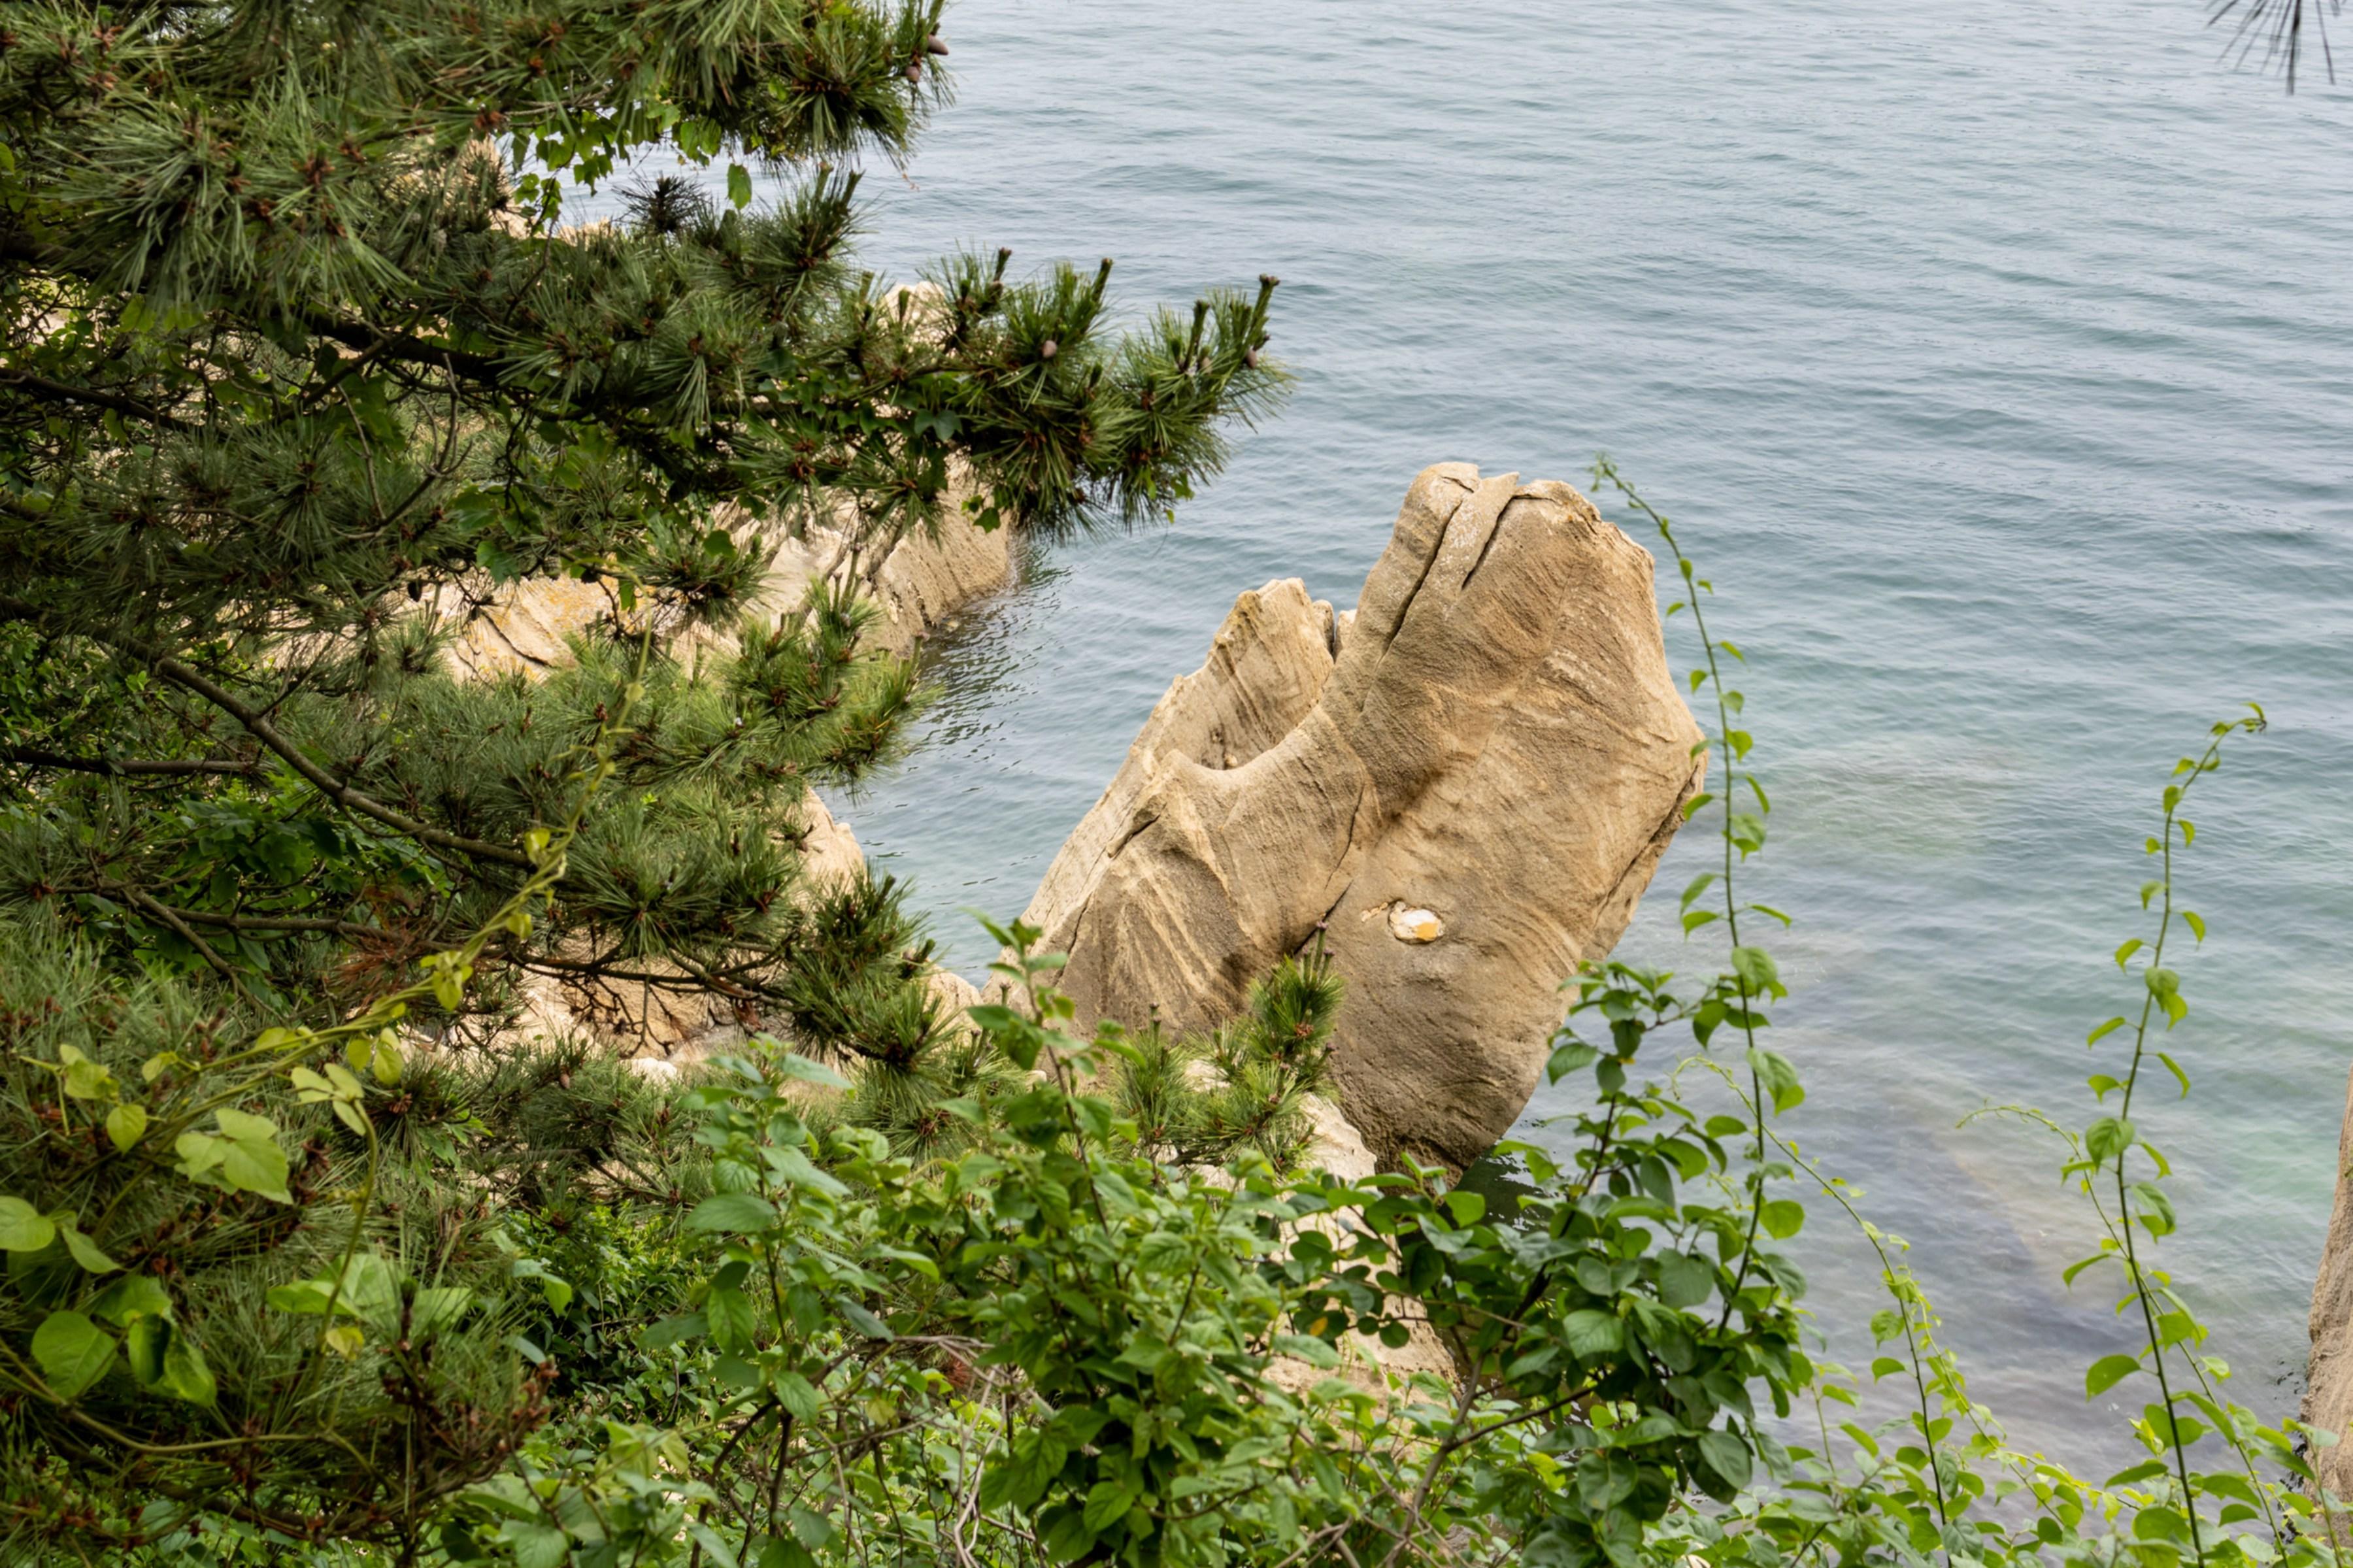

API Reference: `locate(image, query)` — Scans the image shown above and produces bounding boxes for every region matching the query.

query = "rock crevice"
[1018,463,1704,1168]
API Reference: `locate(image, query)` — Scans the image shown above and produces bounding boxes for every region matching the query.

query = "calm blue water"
[655,0,2353,1467]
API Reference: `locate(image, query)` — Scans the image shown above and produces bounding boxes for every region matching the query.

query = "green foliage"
[0,0,1285,1065]
[0,444,2336,1568]
[0,0,2336,1558]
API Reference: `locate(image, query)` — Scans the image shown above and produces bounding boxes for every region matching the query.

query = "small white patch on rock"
[1387,906,1443,943]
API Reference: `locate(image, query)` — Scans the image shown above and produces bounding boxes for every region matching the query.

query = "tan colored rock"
[799,790,867,892]
[2305,1064,2353,1510]
[438,505,1010,680]
[433,503,1010,1061]
[1018,463,1703,1168]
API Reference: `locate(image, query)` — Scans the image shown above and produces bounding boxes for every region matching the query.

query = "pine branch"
[0,745,258,776]
[0,597,533,871]
[133,904,385,941]
[0,369,192,433]
[116,885,259,1003]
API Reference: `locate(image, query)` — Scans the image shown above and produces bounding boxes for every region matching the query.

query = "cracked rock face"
[1018,463,1704,1167]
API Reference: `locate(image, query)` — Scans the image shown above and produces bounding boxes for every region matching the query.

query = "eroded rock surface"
[1019,463,1703,1167]
[2305,1065,2353,1505]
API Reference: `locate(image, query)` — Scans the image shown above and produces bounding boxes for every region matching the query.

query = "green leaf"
[727,162,754,209]
[0,1195,56,1252]
[1273,1333,1340,1369]
[105,1103,148,1152]
[213,1107,275,1142]
[1545,1040,1599,1084]
[2113,938,2143,971]
[685,1192,780,1233]
[1730,945,1780,996]
[125,1314,169,1388]
[640,1312,708,1350]
[2131,1181,2177,1236]
[2084,1116,2134,1165]
[1657,1252,1714,1309]
[2086,1353,2141,1397]
[159,1333,216,1406]
[1042,1508,1095,1563]
[2087,1016,2128,1046]
[1562,1309,1622,1358]
[1679,873,1718,911]
[836,1296,893,1340]
[342,1253,402,1329]
[90,1275,171,1326]
[410,1287,473,1339]
[57,1223,120,1274]
[32,1311,116,1398]
[1681,792,1716,821]
[1443,1190,1486,1226]
[215,1122,292,1202]
[1747,1048,1804,1114]
[506,1522,570,1568]
[775,1371,822,1420]
[2181,910,2206,942]
[1697,1429,1753,1489]
[265,1280,336,1315]
[1083,1480,1136,1533]
[706,1286,756,1352]
[767,1144,848,1197]
[1759,1199,1805,1239]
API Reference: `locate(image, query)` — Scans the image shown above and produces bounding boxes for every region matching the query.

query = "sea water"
[633,0,2353,1465]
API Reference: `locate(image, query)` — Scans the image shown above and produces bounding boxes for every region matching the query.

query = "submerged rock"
[1018,463,1705,1167]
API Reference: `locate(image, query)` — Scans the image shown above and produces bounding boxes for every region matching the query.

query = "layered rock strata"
[1018,463,1703,1168]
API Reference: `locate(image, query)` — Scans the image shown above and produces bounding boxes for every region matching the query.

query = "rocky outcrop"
[444,509,1012,1059]
[442,505,1011,678]
[2306,1066,2353,1507]
[1018,463,1703,1169]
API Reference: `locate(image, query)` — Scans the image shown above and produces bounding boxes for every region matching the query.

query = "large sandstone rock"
[1018,463,1703,1167]
[2305,1065,2353,1510]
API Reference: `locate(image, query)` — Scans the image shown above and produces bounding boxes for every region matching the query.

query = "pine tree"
[0,0,1285,1544]
[0,0,1282,1039]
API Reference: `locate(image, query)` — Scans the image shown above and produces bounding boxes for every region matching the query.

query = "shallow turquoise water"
[700,0,2353,1464]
